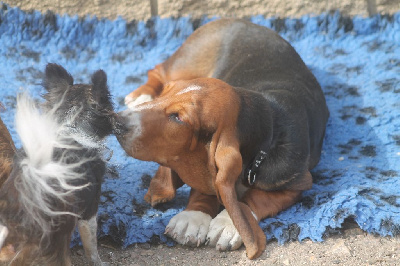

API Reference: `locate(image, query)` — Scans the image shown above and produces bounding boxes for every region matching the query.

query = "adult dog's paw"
[165,210,212,247]
[206,209,243,251]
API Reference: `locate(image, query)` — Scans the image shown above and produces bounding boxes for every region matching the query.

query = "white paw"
[165,210,212,247]
[206,209,243,251]
[125,94,153,109]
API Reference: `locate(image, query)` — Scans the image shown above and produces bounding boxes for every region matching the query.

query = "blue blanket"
[0,4,399,247]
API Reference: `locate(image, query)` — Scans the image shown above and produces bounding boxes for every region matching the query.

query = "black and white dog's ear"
[43,63,74,92]
[91,70,108,94]
[91,70,112,109]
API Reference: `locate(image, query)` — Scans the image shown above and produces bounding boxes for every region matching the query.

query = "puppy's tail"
[14,93,89,234]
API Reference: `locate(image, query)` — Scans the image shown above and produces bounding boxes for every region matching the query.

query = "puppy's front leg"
[78,216,108,266]
[165,189,220,247]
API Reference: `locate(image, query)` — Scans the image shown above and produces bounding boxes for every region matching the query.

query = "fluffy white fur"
[14,93,91,234]
[0,225,8,249]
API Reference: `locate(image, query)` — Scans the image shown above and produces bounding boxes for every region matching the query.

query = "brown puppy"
[116,18,329,259]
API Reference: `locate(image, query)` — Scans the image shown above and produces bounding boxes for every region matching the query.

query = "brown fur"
[144,166,184,207]
[0,105,17,261]
[0,106,16,188]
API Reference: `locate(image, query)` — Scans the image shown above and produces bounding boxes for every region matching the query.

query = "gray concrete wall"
[3,0,400,21]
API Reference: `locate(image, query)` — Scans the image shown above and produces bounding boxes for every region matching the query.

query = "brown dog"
[116,18,329,259]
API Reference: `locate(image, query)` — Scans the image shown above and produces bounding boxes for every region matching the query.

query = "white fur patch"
[15,93,90,233]
[176,85,202,95]
[165,210,212,247]
[65,123,104,150]
[207,209,243,251]
[126,94,153,109]
[0,225,8,250]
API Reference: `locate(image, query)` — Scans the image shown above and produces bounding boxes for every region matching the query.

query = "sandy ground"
[70,222,400,265]
[3,0,400,20]
[1,1,400,265]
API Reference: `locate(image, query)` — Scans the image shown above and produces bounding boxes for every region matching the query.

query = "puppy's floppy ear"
[212,130,266,258]
[43,63,73,92]
[206,90,266,258]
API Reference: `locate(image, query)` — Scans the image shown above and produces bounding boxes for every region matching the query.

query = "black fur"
[43,64,113,140]
[212,21,329,191]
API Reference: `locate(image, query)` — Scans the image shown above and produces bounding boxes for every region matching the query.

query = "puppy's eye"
[169,113,183,124]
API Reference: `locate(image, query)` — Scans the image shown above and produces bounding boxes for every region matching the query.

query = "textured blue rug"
[0,4,399,247]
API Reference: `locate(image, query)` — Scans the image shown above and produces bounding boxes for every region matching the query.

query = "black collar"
[244,138,271,186]
[245,149,268,185]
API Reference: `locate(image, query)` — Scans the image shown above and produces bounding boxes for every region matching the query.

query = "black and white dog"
[0,64,114,265]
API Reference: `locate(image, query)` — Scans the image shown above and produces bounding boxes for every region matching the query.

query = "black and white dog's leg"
[77,216,108,266]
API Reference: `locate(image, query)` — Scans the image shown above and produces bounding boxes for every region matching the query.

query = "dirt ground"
[2,1,400,265]
[70,222,400,265]
[3,0,400,20]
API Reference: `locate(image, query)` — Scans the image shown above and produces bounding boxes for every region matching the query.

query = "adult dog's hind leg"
[241,189,303,222]
[78,216,107,266]
[242,170,312,221]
